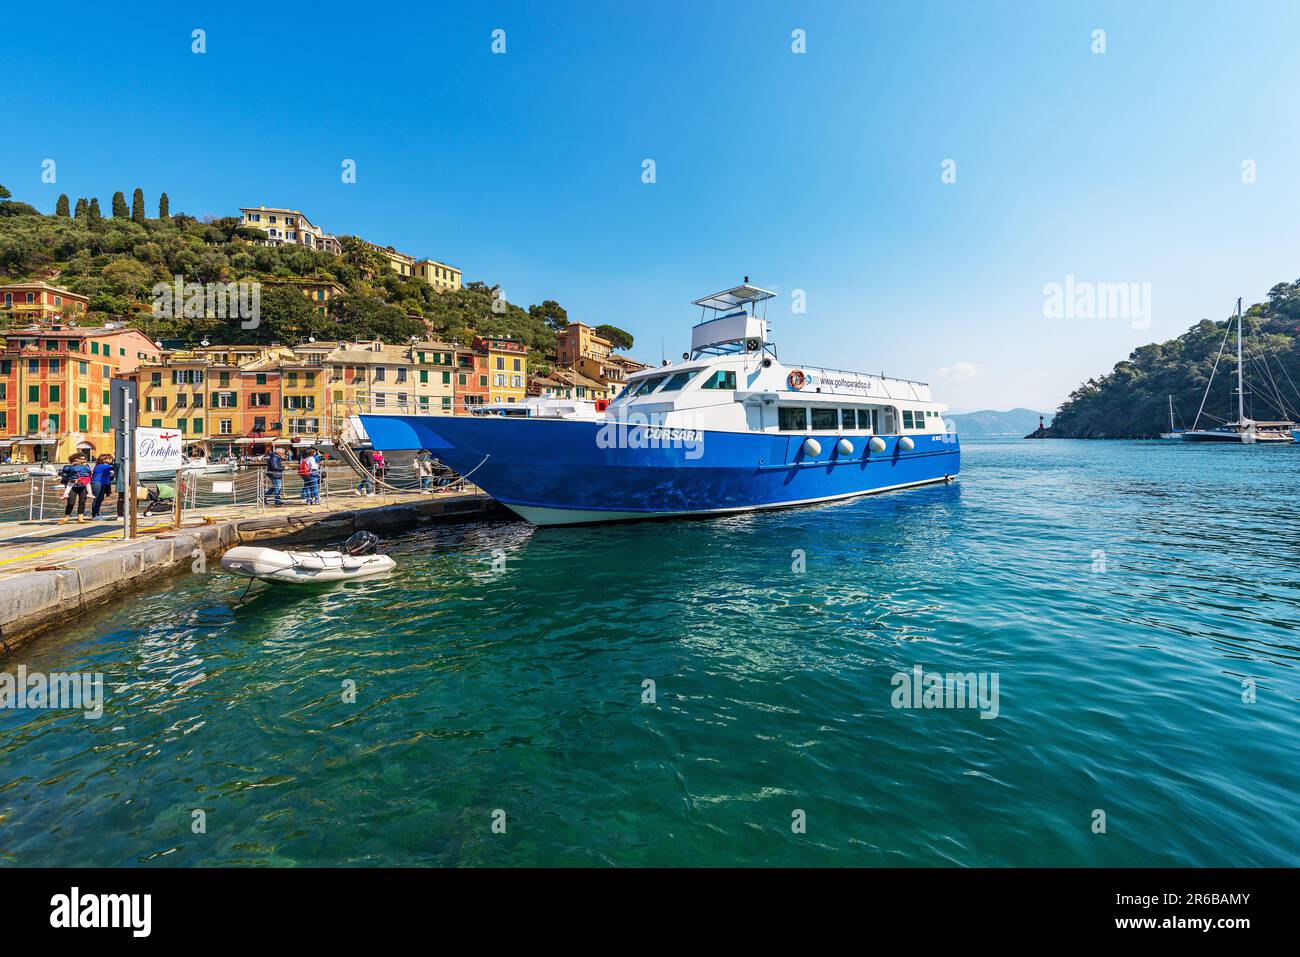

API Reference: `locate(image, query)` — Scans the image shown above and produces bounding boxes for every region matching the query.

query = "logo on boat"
[596,412,705,459]
[787,369,806,391]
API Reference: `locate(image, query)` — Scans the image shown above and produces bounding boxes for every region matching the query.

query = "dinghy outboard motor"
[342,531,380,556]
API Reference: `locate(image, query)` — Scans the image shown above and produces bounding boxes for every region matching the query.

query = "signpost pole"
[173,468,184,528]
[122,393,134,541]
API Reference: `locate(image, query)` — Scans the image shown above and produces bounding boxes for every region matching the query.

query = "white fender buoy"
[868,436,887,453]
[837,438,854,456]
[899,436,915,451]
[802,437,822,457]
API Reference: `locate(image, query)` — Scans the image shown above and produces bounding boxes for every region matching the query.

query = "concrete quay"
[0,491,498,656]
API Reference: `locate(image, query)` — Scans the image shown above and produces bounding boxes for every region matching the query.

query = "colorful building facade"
[1,325,160,462]
[1,283,90,326]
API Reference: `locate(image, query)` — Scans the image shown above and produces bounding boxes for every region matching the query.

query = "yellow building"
[413,259,462,292]
[474,336,528,405]
[270,279,347,316]
[135,352,211,449]
[239,206,341,254]
[367,243,416,278]
[366,241,461,292]
[411,340,458,415]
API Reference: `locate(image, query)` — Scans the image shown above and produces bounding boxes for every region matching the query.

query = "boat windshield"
[657,369,700,392]
[624,374,670,398]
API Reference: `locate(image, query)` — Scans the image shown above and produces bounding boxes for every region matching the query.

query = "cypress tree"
[0,184,11,199]
[55,194,71,217]
[74,197,88,219]
[159,192,170,219]
[131,188,146,222]
[111,191,128,217]
[88,197,103,224]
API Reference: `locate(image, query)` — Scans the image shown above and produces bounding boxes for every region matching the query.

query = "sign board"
[134,427,185,474]
[212,481,234,494]
[111,378,137,470]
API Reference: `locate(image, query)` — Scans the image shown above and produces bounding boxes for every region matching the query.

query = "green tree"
[595,323,634,350]
[88,198,103,224]
[0,184,11,199]
[529,299,569,331]
[55,194,70,218]
[74,197,88,220]
[111,191,128,218]
[159,192,170,219]
[131,188,146,223]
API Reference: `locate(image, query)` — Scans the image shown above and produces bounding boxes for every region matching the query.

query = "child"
[58,454,93,524]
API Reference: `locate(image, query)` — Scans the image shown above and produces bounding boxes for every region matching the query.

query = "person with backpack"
[298,450,316,504]
[90,453,121,520]
[265,446,285,506]
[58,453,93,524]
[356,448,374,496]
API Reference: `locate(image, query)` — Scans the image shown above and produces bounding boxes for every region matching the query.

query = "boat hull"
[1182,430,1255,443]
[360,414,961,525]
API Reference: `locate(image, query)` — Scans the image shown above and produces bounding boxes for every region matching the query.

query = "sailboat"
[1159,396,1184,439]
[1183,298,1295,444]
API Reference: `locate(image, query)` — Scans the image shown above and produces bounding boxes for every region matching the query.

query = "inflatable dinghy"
[221,531,395,584]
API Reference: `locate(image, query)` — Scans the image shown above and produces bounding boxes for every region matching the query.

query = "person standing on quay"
[90,453,121,520]
[58,453,93,524]
[356,449,374,496]
[414,450,434,492]
[305,448,322,505]
[265,446,285,506]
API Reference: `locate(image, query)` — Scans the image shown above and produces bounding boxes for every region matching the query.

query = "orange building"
[0,282,89,326]
[454,347,490,414]
[2,324,160,462]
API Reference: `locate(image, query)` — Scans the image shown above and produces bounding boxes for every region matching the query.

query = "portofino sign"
[135,426,185,473]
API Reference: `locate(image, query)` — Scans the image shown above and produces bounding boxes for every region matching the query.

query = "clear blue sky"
[4,0,1299,412]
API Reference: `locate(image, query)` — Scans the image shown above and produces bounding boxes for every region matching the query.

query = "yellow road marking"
[0,522,174,566]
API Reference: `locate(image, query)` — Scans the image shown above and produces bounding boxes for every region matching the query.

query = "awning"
[14,437,56,445]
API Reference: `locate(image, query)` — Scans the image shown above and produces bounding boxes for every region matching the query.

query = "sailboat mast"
[1236,297,1245,424]
[1169,395,1175,431]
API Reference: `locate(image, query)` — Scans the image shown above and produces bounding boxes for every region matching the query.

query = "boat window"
[778,406,807,431]
[811,407,838,431]
[841,409,856,430]
[699,370,737,390]
[659,370,698,392]
[857,409,874,432]
[627,375,669,398]
[902,410,914,429]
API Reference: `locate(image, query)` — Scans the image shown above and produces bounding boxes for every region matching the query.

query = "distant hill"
[1045,283,1300,438]
[946,408,1051,437]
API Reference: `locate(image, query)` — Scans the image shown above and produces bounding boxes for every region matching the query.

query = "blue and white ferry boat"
[360,283,960,525]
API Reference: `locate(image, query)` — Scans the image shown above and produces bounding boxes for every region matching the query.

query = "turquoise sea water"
[1,439,1298,867]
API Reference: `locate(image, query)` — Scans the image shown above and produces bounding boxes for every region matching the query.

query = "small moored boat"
[221,531,395,584]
